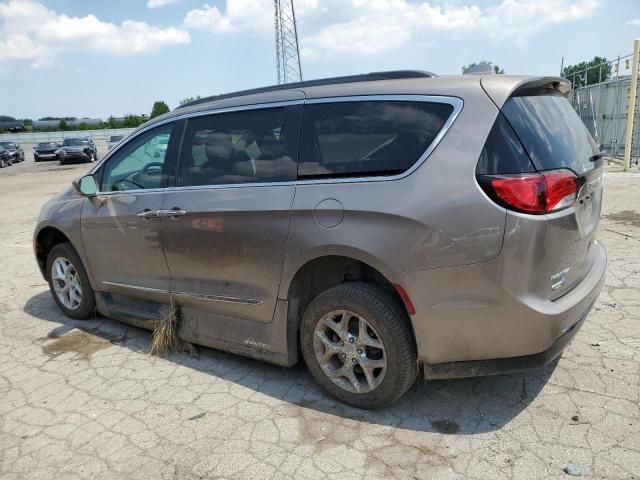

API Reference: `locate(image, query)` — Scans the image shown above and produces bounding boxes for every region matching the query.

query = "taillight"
[478,169,579,214]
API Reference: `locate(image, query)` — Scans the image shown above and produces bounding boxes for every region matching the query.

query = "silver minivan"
[34,71,606,408]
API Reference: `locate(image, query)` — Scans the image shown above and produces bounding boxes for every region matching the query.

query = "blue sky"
[0,0,639,119]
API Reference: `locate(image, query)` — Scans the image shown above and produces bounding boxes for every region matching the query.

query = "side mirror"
[73,174,98,197]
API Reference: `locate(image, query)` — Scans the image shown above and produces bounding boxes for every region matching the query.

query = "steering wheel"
[112,178,145,191]
[142,162,163,174]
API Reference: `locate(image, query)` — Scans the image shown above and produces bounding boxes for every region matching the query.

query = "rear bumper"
[401,241,607,368]
[423,303,589,379]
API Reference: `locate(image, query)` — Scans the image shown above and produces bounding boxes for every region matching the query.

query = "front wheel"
[7,157,12,166]
[46,243,96,319]
[300,282,417,409]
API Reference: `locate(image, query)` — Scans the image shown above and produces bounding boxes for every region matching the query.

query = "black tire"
[300,282,418,409]
[46,242,96,319]
[0,159,5,168]
[7,157,12,166]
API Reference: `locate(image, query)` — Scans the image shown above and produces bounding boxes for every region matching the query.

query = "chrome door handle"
[158,208,187,217]
[136,209,160,219]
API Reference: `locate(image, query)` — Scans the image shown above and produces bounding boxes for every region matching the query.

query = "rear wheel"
[46,243,95,319]
[300,282,417,409]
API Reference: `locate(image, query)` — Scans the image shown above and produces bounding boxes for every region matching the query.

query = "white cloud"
[147,0,181,8]
[0,0,190,67]
[183,0,600,56]
[627,19,640,27]
[183,1,272,34]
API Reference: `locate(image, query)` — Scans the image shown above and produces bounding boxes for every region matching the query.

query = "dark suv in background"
[0,141,25,163]
[58,137,98,165]
[34,72,606,408]
[0,144,12,168]
[34,141,61,162]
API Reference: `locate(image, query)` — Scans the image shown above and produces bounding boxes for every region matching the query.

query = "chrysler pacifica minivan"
[34,71,606,408]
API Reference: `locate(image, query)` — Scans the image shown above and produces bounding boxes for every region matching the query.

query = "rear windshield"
[501,95,599,176]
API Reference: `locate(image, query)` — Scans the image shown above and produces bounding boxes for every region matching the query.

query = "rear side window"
[476,114,534,175]
[177,107,297,187]
[501,95,599,176]
[299,101,454,179]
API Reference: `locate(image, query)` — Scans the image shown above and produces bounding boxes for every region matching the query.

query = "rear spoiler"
[480,76,571,108]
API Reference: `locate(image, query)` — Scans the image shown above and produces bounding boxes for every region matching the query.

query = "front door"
[81,122,181,300]
[160,105,299,324]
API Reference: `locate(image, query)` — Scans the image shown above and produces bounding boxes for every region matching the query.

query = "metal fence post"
[623,39,640,171]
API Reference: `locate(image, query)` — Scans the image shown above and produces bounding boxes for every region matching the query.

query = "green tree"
[123,114,146,128]
[462,60,504,74]
[179,95,201,106]
[563,56,611,87]
[58,119,68,131]
[150,101,170,118]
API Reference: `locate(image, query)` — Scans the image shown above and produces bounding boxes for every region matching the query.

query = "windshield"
[0,142,15,149]
[109,136,123,142]
[63,138,88,146]
[37,142,57,149]
[501,95,599,176]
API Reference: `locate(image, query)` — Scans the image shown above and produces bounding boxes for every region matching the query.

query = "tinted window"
[501,95,599,176]
[63,138,88,146]
[101,124,174,192]
[299,101,453,178]
[177,107,296,187]
[476,114,534,175]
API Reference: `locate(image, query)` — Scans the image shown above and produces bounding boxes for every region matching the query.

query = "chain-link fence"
[565,52,639,167]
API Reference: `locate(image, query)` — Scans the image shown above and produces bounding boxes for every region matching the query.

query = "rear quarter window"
[299,100,454,178]
[501,95,599,176]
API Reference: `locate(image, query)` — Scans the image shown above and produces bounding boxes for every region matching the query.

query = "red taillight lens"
[479,169,578,214]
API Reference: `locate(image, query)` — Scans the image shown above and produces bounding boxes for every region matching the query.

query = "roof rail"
[176,70,437,110]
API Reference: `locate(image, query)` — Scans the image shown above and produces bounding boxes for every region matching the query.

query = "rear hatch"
[477,82,603,300]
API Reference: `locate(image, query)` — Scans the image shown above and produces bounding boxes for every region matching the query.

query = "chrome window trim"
[103,281,263,305]
[92,94,463,195]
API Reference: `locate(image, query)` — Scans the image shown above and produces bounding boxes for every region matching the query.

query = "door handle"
[158,208,187,217]
[136,209,160,219]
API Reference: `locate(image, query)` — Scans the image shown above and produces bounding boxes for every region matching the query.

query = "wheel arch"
[283,254,417,361]
[34,225,77,279]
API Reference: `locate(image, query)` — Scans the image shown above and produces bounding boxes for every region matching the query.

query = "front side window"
[177,107,296,187]
[101,124,174,192]
[299,100,454,179]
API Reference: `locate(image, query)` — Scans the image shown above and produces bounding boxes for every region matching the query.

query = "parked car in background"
[33,141,60,162]
[58,137,98,165]
[34,72,607,408]
[108,135,124,150]
[0,141,25,163]
[0,144,12,168]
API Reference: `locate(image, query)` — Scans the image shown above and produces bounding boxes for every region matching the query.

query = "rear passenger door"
[160,105,300,324]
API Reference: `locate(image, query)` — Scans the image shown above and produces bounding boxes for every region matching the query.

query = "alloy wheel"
[313,309,387,394]
[51,257,83,310]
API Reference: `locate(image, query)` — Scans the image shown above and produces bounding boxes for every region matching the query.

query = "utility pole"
[624,39,639,172]
[274,0,303,85]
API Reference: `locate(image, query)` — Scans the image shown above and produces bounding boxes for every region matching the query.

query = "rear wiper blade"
[589,152,605,162]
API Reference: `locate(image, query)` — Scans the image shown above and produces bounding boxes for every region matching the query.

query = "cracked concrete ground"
[0,152,639,480]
